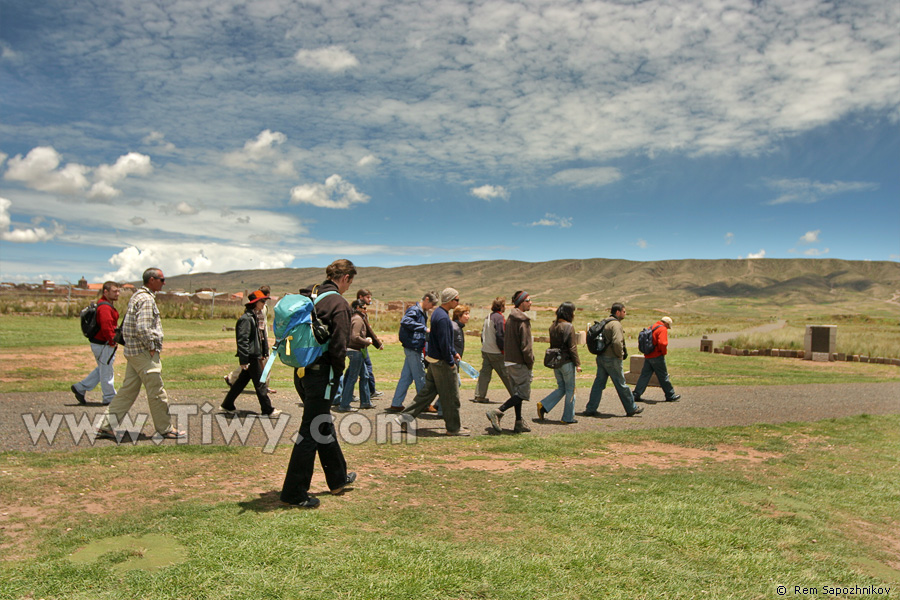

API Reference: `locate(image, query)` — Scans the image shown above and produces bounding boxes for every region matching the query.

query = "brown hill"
[162,258,900,311]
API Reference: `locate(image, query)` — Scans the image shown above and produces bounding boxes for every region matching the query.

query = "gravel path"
[667,319,787,349]
[3,379,897,452]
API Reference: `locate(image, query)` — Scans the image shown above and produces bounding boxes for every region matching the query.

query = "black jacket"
[234,308,266,365]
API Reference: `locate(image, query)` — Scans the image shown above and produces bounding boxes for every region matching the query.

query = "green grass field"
[0,415,897,599]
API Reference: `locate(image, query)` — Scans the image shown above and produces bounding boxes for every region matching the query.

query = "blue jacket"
[426,306,456,365]
[398,302,428,350]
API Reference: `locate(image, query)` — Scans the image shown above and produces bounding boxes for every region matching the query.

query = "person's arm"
[96,303,117,346]
[566,323,581,368]
[400,307,426,332]
[492,312,505,352]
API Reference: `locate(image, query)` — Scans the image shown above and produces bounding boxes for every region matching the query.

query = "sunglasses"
[154,277,166,282]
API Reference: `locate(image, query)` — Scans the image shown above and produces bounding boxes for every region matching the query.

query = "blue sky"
[1,0,898,284]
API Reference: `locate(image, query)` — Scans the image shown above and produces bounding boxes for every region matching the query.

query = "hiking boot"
[331,472,357,495]
[486,408,503,433]
[626,406,645,417]
[385,405,404,412]
[536,401,547,420]
[71,385,86,405]
[287,497,320,509]
[471,397,490,404]
[514,419,531,433]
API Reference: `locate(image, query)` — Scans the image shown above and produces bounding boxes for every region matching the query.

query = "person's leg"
[281,366,331,504]
[222,364,252,410]
[560,362,577,422]
[364,353,377,395]
[339,351,363,410]
[649,356,677,399]
[74,343,104,395]
[632,359,655,399]
[96,345,118,404]
[409,349,426,393]
[99,355,142,431]
[390,349,415,408]
[585,355,609,413]
[538,368,567,414]
[602,356,637,415]
[493,355,515,396]
[315,366,349,491]
[402,363,439,418]
[474,351,494,400]
[248,360,274,414]
[138,351,174,434]
[432,362,461,432]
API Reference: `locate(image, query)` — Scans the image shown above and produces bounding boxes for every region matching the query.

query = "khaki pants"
[100,351,173,434]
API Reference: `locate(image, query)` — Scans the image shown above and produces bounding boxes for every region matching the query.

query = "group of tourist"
[73,261,680,508]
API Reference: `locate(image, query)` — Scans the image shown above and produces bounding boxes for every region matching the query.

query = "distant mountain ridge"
[162,258,900,310]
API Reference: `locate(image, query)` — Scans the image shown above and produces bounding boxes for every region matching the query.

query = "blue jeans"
[633,355,677,400]
[75,342,118,404]
[391,347,426,408]
[539,361,577,422]
[364,353,376,394]
[339,350,371,409]
[586,355,637,415]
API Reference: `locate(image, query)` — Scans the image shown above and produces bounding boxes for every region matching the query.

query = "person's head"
[611,302,626,320]
[356,289,372,304]
[512,290,531,311]
[661,316,673,329]
[421,291,439,311]
[143,268,165,292]
[351,298,366,312]
[453,304,470,324]
[246,289,269,311]
[556,301,575,323]
[326,259,357,294]
[440,287,460,310]
[259,285,271,296]
[491,296,505,313]
[101,281,120,303]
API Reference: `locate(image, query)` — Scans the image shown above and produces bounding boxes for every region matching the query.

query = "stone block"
[624,355,659,387]
[811,352,829,362]
[723,345,732,354]
[700,339,714,353]
[804,325,837,359]
[860,356,869,363]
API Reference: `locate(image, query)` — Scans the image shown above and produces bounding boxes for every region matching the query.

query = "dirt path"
[2,379,897,452]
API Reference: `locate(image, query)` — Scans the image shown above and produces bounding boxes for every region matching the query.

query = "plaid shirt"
[122,286,164,357]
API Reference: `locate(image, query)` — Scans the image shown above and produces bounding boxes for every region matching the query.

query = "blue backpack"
[271,290,337,368]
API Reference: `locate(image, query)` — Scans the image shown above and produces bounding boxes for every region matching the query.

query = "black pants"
[222,359,273,415]
[280,364,348,504]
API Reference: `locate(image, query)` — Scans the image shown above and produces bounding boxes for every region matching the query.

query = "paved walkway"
[2,379,897,452]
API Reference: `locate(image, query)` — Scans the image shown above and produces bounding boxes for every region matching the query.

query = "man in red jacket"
[633,316,681,403]
[71,281,120,405]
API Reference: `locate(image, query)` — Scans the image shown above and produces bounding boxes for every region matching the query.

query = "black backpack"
[80,300,114,341]
[586,317,615,355]
[637,324,662,354]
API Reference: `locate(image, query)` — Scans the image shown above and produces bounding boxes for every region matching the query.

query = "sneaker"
[446,427,471,436]
[331,472,357,495]
[95,427,116,440]
[359,404,377,410]
[385,405,404,412]
[626,406,645,417]
[486,408,503,433]
[260,409,283,418]
[667,394,681,402]
[582,410,601,417]
[536,401,546,420]
[334,406,358,413]
[633,394,644,403]
[287,497,321,509]
[562,420,579,425]
[71,385,86,405]
[470,397,490,404]
[220,406,236,415]
[371,391,384,398]
[513,419,531,433]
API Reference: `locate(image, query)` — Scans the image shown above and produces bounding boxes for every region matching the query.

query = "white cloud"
[89,152,153,200]
[799,230,820,244]
[0,152,7,167]
[766,179,878,205]
[743,250,766,259]
[804,247,830,256]
[548,167,622,188]
[525,213,572,228]
[3,147,90,194]
[470,185,509,201]
[174,201,199,215]
[636,238,648,249]
[358,154,381,168]
[223,130,288,170]
[101,242,296,282]
[724,232,734,245]
[0,197,63,243]
[130,216,147,226]
[294,46,359,72]
[142,131,176,152]
[290,174,370,209]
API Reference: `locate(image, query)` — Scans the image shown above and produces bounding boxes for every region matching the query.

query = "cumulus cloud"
[290,174,370,209]
[101,243,296,282]
[358,154,381,168]
[223,130,288,170]
[804,247,830,256]
[294,46,359,72]
[89,152,153,200]
[0,197,62,243]
[724,232,735,245]
[766,179,878,205]
[636,238,648,249]
[742,250,767,259]
[523,213,572,228]
[470,185,509,201]
[3,146,90,194]
[548,167,622,188]
[799,230,820,244]
[174,201,199,215]
[142,131,176,152]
